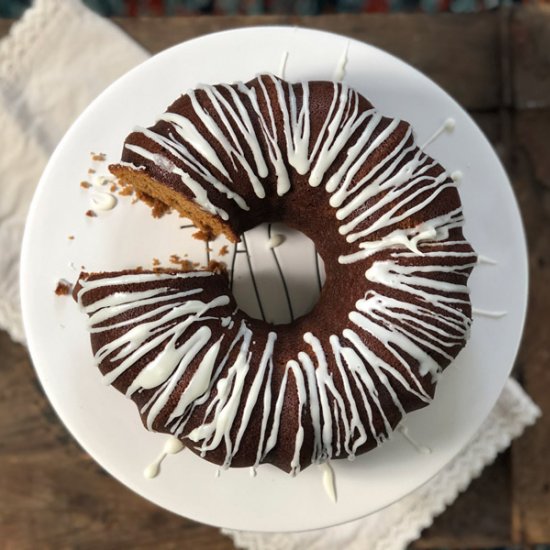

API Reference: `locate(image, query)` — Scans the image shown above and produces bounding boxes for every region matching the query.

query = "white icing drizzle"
[319,461,337,503]
[421,117,456,149]
[279,51,289,79]
[472,308,507,318]
[267,233,285,249]
[334,41,350,82]
[82,76,475,475]
[398,425,431,455]
[451,170,463,183]
[143,435,185,478]
[91,173,117,187]
[90,190,117,211]
[477,254,497,265]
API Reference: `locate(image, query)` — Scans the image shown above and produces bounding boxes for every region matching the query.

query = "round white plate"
[20,27,527,532]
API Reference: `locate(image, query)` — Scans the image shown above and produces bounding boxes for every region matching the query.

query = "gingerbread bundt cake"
[75,74,476,475]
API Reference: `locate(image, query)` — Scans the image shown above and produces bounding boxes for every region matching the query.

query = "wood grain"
[511,5,550,109]
[510,110,550,544]
[0,329,235,550]
[113,12,500,111]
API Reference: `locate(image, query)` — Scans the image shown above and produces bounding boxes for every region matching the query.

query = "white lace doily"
[224,378,539,550]
[0,0,147,344]
[0,2,540,549]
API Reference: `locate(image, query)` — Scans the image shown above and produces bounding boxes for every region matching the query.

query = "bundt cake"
[75,74,476,475]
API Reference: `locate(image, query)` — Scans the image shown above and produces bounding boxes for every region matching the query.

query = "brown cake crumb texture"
[118,184,133,197]
[91,153,106,161]
[207,260,227,275]
[80,181,91,189]
[192,229,213,242]
[85,210,97,218]
[219,245,229,256]
[55,279,72,296]
[168,254,195,271]
[68,235,75,240]
[109,165,238,242]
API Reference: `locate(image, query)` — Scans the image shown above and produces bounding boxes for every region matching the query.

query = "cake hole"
[231,222,326,325]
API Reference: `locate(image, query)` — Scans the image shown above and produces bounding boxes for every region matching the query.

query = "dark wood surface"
[1,6,549,548]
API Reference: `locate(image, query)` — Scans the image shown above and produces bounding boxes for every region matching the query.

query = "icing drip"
[472,308,507,318]
[250,467,257,478]
[319,461,337,503]
[451,170,463,183]
[422,117,456,149]
[91,173,117,187]
[90,190,117,211]
[279,51,289,79]
[267,233,285,249]
[397,425,431,455]
[334,41,350,82]
[477,254,497,265]
[143,435,185,479]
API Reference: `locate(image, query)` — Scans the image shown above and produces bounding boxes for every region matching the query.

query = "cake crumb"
[85,209,97,217]
[192,229,213,242]
[207,260,227,274]
[119,185,133,196]
[132,189,171,217]
[168,254,195,271]
[80,181,91,189]
[151,200,170,218]
[68,235,75,240]
[110,183,118,192]
[88,168,96,174]
[55,279,72,296]
[219,245,229,256]
[152,258,160,267]
[91,153,106,161]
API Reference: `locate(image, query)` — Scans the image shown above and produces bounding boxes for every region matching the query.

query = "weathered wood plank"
[113,13,501,111]
[510,110,550,544]
[511,5,550,109]
[415,453,512,548]
[0,330,234,550]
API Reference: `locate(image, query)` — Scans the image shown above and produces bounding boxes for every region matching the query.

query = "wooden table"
[1,7,549,548]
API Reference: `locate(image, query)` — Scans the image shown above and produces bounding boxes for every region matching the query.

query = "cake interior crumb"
[192,229,213,242]
[219,245,229,256]
[85,209,97,217]
[169,254,195,271]
[55,279,72,296]
[207,260,227,274]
